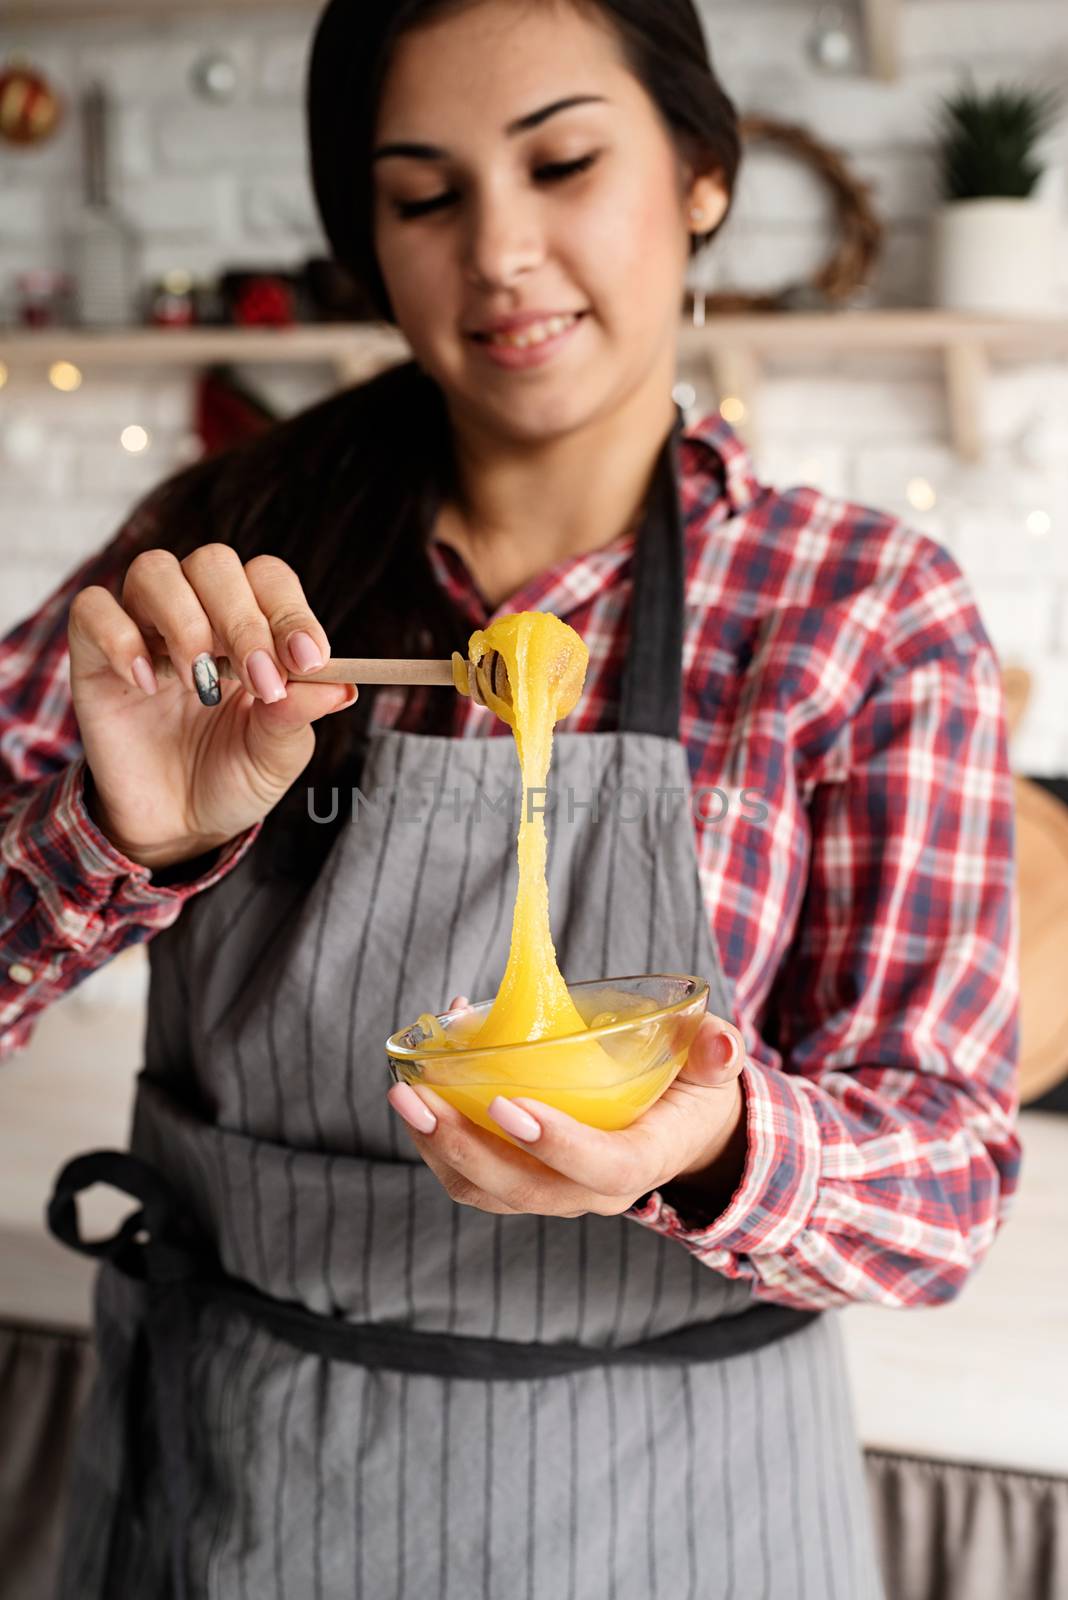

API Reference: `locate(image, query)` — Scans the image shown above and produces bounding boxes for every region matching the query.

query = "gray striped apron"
[48,407,882,1599]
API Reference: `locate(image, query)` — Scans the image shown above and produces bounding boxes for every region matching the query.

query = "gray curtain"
[865,1448,1068,1600]
[3,1320,1066,1600]
[0,1324,94,1600]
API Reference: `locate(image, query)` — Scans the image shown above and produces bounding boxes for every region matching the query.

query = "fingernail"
[712,1031,741,1069]
[132,655,158,696]
[289,631,323,672]
[248,649,287,703]
[192,653,220,707]
[389,1083,437,1134]
[326,685,357,713]
[488,1097,541,1142]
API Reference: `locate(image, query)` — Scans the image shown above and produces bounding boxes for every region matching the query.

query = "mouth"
[469,311,589,351]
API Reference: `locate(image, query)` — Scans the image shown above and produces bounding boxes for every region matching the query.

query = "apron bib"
[49,407,882,1599]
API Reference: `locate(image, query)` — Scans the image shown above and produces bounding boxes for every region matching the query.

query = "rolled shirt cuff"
[3,758,262,951]
[625,1056,822,1257]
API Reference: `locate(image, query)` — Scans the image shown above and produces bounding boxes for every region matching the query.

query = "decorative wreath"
[690,114,885,315]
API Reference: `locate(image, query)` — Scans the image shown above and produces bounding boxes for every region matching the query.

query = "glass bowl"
[386,973,708,1140]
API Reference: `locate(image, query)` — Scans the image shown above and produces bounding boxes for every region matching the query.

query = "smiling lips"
[472,311,587,350]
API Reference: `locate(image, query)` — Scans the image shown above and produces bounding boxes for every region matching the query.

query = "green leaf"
[934,77,1066,199]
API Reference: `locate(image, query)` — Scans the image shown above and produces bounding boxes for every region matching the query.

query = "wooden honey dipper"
[149,649,513,711]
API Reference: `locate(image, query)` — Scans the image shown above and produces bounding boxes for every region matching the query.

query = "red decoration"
[0,60,63,147]
[231,276,295,327]
[194,369,276,459]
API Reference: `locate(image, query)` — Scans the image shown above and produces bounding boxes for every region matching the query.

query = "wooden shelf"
[676,310,1068,357]
[2,311,1067,462]
[675,311,1068,463]
[0,323,408,386]
[7,0,316,22]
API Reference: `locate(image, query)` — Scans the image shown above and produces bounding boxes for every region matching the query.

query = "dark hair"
[122,0,740,851]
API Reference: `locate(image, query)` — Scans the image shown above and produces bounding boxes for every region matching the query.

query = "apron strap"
[617,402,688,740]
[47,1150,211,1600]
[47,1148,209,1278]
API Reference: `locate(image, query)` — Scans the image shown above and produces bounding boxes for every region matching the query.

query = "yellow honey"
[466,612,591,1048]
[406,612,691,1136]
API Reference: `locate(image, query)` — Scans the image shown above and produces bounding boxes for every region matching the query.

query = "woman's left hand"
[386,1003,746,1218]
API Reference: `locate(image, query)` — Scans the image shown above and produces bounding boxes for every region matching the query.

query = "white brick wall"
[1,0,1067,767]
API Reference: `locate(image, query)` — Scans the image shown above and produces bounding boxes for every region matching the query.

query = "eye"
[394,191,455,221]
[393,152,601,221]
[538,153,599,182]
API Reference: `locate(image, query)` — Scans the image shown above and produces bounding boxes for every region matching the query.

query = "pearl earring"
[690,204,708,325]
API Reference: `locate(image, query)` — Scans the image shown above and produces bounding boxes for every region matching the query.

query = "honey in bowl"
[391,611,708,1139]
[396,976,709,1138]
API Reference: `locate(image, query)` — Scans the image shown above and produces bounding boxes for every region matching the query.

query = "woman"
[0,0,1019,1595]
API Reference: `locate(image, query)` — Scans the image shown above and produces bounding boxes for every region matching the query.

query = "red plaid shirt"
[0,408,1020,1312]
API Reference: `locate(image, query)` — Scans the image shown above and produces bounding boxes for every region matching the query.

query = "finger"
[388,1087,524,1211]
[121,548,233,702]
[447,994,471,1011]
[459,1086,672,1201]
[388,1084,608,1216]
[675,1014,745,1086]
[180,544,292,704]
[399,1135,519,1214]
[244,679,358,733]
[239,680,358,780]
[602,1021,745,1180]
[242,553,333,679]
[68,584,164,696]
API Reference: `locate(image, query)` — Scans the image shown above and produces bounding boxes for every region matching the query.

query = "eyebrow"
[372,95,609,163]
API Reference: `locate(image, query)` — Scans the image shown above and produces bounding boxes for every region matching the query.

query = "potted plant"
[931,77,1065,314]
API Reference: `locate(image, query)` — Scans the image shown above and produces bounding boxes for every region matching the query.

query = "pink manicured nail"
[713,1031,741,1069]
[488,1097,541,1141]
[247,649,287,703]
[132,655,157,696]
[288,631,323,672]
[389,1083,437,1134]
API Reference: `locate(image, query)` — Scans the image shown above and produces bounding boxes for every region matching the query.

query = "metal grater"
[69,82,141,327]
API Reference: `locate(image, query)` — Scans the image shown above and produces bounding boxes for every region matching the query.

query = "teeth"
[485,313,580,349]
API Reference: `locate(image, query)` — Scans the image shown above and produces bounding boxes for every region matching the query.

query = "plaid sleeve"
[0,510,260,1061]
[627,542,1021,1310]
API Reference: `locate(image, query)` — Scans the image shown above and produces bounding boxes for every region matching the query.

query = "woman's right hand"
[68,545,358,872]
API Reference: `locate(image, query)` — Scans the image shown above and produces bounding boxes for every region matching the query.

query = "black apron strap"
[617,401,688,740]
[47,1150,215,1600]
[49,1149,818,1382]
[215,1281,818,1376]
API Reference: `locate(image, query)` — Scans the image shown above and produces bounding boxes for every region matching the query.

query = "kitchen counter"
[0,961,146,1331]
[842,1109,1068,1477]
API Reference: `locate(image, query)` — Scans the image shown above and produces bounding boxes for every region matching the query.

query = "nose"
[462,188,544,289]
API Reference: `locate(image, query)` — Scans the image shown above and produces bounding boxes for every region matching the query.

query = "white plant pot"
[932,197,1061,314]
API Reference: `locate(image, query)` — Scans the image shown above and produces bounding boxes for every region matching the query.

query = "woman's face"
[371,0,725,441]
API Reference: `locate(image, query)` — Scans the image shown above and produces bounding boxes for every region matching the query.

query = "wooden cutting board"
[1004,667,1068,1103]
